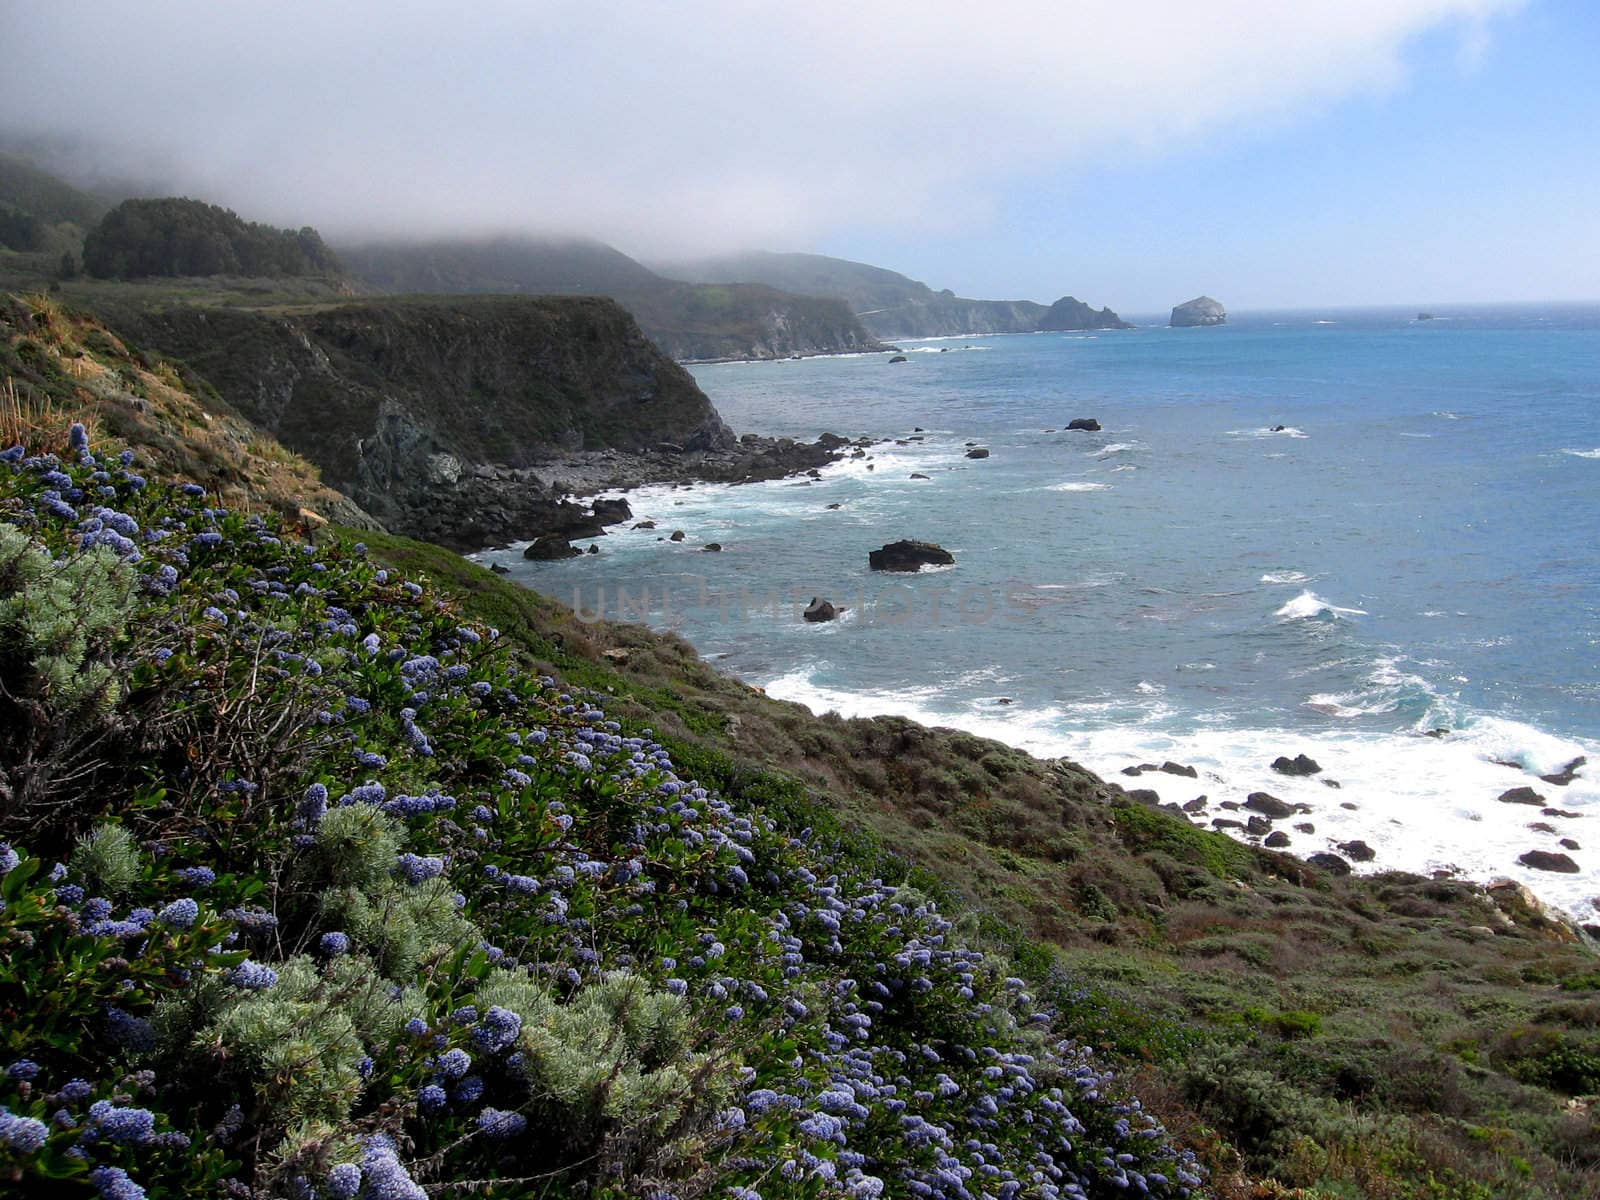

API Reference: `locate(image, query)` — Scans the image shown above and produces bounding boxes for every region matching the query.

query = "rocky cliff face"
[100,295,736,548]
[859,297,1049,339]
[1035,296,1133,332]
[1170,296,1227,327]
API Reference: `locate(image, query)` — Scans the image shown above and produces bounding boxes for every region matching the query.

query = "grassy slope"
[347,525,1600,1200]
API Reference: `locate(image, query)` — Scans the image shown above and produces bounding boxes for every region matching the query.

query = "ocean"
[488,304,1600,917]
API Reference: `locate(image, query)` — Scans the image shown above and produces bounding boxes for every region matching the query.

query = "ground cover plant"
[0,426,1201,1198]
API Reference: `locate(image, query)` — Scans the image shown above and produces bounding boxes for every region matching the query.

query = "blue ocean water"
[494,305,1600,913]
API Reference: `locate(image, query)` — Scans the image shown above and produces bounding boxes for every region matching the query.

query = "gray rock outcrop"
[1170,296,1227,327]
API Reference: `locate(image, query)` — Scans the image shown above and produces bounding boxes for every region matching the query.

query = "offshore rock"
[1066,418,1102,432]
[1519,850,1580,873]
[1500,786,1548,806]
[1035,296,1133,332]
[1170,296,1227,327]
[803,597,841,623]
[523,534,581,560]
[1272,754,1322,777]
[869,540,955,572]
[1244,792,1295,818]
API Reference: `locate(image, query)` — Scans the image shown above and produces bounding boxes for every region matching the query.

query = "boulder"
[1264,831,1291,848]
[1271,753,1322,776]
[1170,296,1227,327]
[1181,796,1208,813]
[965,447,990,459]
[825,502,843,510]
[632,520,656,530]
[489,562,510,575]
[1541,756,1587,786]
[585,544,599,555]
[1499,786,1547,806]
[1066,418,1101,432]
[910,473,930,480]
[1337,840,1376,863]
[1244,792,1294,818]
[1561,838,1581,851]
[1308,852,1352,876]
[1543,807,1583,819]
[1294,823,1315,834]
[523,535,580,560]
[803,597,840,623]
[702,543,723,552]
[888,354,908,363]
[1213,818,1245,830]
[592,498,633,525]
[869,540,955,572]
[669,530,686,542]
[1246,816,1272,835]
[1160,761,1199,778]
[1518,850,1581,873]
[1127,789,1161,805]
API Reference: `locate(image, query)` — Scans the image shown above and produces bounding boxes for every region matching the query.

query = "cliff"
[97,294,735,548]
[1035,295,1134,331]
[658,250,1131,339]
[339,236,887,361]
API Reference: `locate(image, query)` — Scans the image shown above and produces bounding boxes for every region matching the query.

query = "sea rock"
[1213,818,1245,830]
[1182,796,1207,813]
[1246,815,1272,835]
[1308,852,1352,876]
[585,544,599,555]
[1170,296,1227,327]
[523,534,580,560]
[802,597,840,623]
[1294,822,1315,834]
[669,530,685,542]
[965,447,990,459]
[1127,789,1162,805]
[592,497,632,525]
[825,502,843,510]
[1160,761,1199,778]
[1271,753,1322,776]
[702,543,723,552]
[1561,838,1581,851]
[489,562,510,574]
[1066,418,1101,432]
[1543,807,1583,819]
[1244,792,1294,818]
[1518,850,1580,873]
[1337,840,1376,863]
[632,519,656,530]
[1541,756,1587,786]
[910,473,930,480]
[869,540,955,572]
[1035,296,1133,332]
[1265,831,1291,848]
[1499,786,1547,806]
[888,354,908,363]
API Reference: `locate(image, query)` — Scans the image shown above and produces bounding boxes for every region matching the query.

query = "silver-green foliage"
[68,821,142,897]
[0,524,137,711]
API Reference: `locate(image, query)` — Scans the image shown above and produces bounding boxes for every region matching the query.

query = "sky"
[2,0,1596,310]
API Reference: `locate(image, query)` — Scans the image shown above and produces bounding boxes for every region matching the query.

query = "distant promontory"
[1036,295,1132,332]
[1170,296,1227,327]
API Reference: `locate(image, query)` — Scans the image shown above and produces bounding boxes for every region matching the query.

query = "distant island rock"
[1170,296,1227,327]
[1035,296,1132,332]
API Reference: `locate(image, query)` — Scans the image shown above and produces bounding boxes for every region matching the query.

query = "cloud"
[0,0,1521,255]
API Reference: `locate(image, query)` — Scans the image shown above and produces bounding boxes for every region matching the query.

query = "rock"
[1541,756,1587,786]
[489,562,510,574]
[1543,808,1583,819]
[1170,296,1227,327]
[995,697,1014,706]
[1308,852,1352,876]
[965,447,990,459]
[1120,766,1145,777]
[1160,761,1199,778]
[1265,831,1291,848]
[1294,822,1315,833]
[888,354,908,363]
[817,432,850,449]
[602,648,629,664]
[1337,840,1376,863]
[1244,792,1294,818]
[1246,815,1273,835]
[1499,786,1547,806]
[1271,753,1322,776]
[669,530,685,542]
[1519,850,1580,873]
[803,597,840,623]
[632,519,656,530]
[1066,418,1101,432]
[523,535,580,560]
[1127,789,1161,805]
[1340,801,1359,810]
[702,543,723,552]
[1212,818,1245,830]
[585,544,599,555]
[1182,796,1207,813]
[1425,727,1450,738]
[1560,838,1581,851]
[868,540,955,572]
[1322,779,1341,788]
[825,502,843,510]
[1035,297,1133,332]
[910,473,930,480]
[592,497,632,525]
[1220,800,1240,811]
[1530,822,1557,834]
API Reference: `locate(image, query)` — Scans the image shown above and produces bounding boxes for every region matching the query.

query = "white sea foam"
[1260,570,1310,584]
[1430,410,1463,420]
[765,665,1599,916]
[1561,447,1600,459]
[1274,590,1368,620]
[1048,481,1111,492]
[1096,442,1138,455]
[1227,426,1309,439]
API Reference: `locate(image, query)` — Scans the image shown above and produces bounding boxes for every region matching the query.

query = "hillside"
[339,236,887,361]
[2,303,1598,1199]
[82,197,342,280]
[657,251,1131,339]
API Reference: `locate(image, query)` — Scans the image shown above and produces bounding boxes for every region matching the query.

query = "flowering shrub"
[0,431,1200,1198]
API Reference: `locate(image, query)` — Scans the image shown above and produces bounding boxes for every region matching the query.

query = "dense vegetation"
[82,199,341,281]
[0,426,1198,1198]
